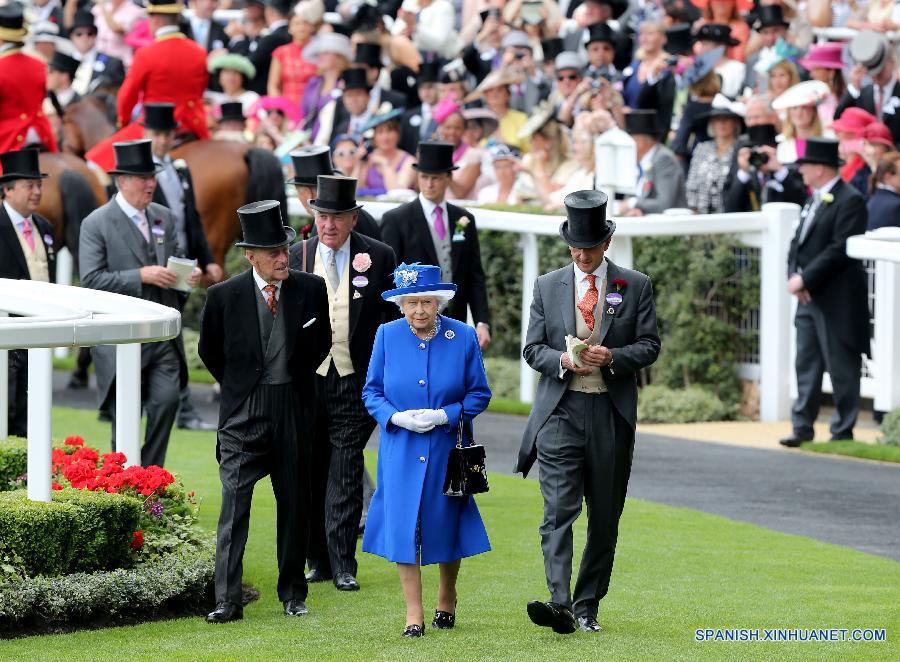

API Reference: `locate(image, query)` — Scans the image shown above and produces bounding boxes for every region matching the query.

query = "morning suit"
[79,197,189,467]
[835,81,900,147]
[721,140,808,213]
[0,203,56,436]
[787,179,870,439]
[248,21,291,95]
[518,259,660,619]
[289,231,397,577]
[381,196,491,326]
[198,268,331,605]
[633,144,688,214]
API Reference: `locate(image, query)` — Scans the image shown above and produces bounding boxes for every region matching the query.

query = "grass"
[0,407,897,660]
[800,440,900,464]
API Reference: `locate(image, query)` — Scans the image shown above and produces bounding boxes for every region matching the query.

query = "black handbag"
[443,415,489,497]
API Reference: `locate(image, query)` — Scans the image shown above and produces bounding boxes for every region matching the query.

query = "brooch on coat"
[444,330,455,340]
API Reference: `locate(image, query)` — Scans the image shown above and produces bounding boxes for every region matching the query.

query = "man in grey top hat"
[518,190,660,634]
[837,30,900,146]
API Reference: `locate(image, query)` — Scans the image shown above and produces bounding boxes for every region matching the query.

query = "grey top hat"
[849,30,892,76]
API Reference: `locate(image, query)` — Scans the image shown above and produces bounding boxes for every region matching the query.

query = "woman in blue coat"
[362,263,492,638]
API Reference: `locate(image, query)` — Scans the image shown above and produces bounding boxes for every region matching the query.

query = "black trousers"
[6,349,27,437]
[215,383,310,604]
[307,364,376,577]
[792,303,862,440]
[535,391,635,619]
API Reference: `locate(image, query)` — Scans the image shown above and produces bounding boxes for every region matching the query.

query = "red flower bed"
[52,442,174,497]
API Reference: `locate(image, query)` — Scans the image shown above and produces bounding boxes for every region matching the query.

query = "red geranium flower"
[52,481,63,491]
[130,530,144,550]
[72,447,100,465]
[102,452,128,467]
[64,436,85,447]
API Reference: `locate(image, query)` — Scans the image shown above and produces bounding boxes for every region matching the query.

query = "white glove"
[412,408,449,427]
[390,410,436,433]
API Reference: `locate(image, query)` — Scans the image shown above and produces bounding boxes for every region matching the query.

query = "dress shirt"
[797,175,841,245]
[252,267,282,301]
[418,192,453,281]
[190,16,211,48]
[317,236,351,282]
[3,201,36,246]
[115,192,150,241]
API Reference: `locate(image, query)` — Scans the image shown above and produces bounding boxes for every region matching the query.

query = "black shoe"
[779,435,812,448]
[305,567,333,583]
[334,572,360,591]
[98,409,111,423]
[527,600,577,635]
[402,623,425,638]
[206,602,243,623]
[829,435,853,442]
[178,418,216,431]
[68,374,88,389]
[283,599,308,616]
[578,616,602,632]
[432,609,455,629]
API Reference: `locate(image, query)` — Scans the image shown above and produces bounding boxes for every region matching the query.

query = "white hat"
[303,32,353,61]
[771,80,830,110]
[294,0,325,24]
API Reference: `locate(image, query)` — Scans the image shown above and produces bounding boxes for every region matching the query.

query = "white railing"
[290,199,800,421]
[0,280,180,502]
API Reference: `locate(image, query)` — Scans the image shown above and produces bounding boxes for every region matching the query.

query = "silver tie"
[326,250,339,290]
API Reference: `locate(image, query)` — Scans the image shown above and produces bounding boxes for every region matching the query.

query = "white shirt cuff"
[558,353,567,379]
[847,84,861,99]
[736,169,751,184]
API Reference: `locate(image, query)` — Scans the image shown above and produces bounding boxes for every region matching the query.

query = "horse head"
[62,96,115,158]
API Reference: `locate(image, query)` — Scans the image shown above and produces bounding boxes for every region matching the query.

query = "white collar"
[268,19,289,31]
[114,192,145,219]
[252,267,282,291]
[3,200,28,225]
[418,192,447,218]
[639,144,658,171]
[317,235,351,258]
[817,175,841,196]
[573,258,608,285]
[155,26,181,39]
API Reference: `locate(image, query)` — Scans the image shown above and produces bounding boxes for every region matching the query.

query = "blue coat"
[361,316,492,565]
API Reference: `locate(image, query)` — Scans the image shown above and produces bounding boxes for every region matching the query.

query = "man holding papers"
[516,190,661,635]
[79,138,202,467]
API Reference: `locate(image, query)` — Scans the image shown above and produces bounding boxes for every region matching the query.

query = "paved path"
[52,372,899,562]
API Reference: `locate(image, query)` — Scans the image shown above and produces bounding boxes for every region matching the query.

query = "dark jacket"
[198,268,331,428]
[151,160,215,268]
[866,185,900,231]
[835,83,900,147]
[289,231,398,387]
[0,206,56,281]
[722,138,808,213]
[381,197,491,326]
[634,70,676,144]
[179,17,229,52]
[787,179,870,355]
[87,52,126,93]
[248,23,291,94]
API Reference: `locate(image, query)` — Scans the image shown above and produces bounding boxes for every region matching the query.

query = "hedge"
[0,437,26,492]
[637,385,735,423]
[0,489,142,577]
[880,409,900,447]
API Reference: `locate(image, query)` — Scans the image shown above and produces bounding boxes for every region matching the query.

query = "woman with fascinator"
[362,263,492,638]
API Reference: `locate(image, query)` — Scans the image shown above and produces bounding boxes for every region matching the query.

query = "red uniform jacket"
[0,48,58,153]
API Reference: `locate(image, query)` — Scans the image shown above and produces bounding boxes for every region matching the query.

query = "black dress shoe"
[305,567,333,583]
[68,374,87,389]
[284,599,308,616]
[779,435,812,448]
[527,600,577,635]
[432,609,455,629]
[578,616,602,632]
[178,417,216,431]
[334,572,360,591]
[402,623,425,638]
[206,602,243,623]
[830,435,852,442]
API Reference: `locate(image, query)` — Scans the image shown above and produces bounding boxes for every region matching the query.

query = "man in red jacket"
[0,3,58,153]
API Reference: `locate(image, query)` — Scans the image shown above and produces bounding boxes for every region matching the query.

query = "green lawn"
[1,407,897,660]
[801,440,900,464]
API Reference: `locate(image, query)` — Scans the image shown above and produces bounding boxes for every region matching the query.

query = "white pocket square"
[302,317,316,329]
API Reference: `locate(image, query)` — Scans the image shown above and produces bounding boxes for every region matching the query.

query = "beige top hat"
[463,69,524,104]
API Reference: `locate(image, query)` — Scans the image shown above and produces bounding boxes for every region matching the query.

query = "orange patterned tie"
[577,274,599,331]
[263,284,277,316]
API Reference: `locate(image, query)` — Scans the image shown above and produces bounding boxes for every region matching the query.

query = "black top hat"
[219,101,245,124]
[355,42,382,68]
[439,65,465,85]
[795,137,843,167]
[235,200,295,248]
[755,5,790,30]
[341,67,371,92]
[624,110,659,137]
[586,22,616,46]
[418,59,443,83]
[0,148,50,184]
[412,141,459,173]
[0,2,27,42]
[71,9,97,33]
[559,190,615,249]
[308,175,363,214]
[541,37,564,63]
[694,23,740,47]
[747,123,778,147]
[109,139,164,176]
[49,50,81,78]
[141,102,179,131]
[664,23,693,56]
[287,146,335,186]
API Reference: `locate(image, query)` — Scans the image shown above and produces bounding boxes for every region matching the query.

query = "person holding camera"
[502,31,552,115]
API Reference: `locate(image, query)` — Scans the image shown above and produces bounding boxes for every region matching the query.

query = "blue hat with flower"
[381,263,457,303]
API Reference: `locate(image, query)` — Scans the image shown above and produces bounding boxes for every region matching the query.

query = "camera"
[748,149,770,169]
[665,55,678,67]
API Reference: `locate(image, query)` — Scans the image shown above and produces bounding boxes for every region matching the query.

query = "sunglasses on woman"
[557,73,580,82]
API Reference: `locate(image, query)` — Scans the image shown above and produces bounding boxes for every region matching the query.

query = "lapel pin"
[352,275,369,288]
[607,307,614,315]
[605,292,623,306]
[353,290,362,299]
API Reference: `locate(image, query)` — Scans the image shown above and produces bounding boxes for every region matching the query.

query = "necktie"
[876,86,884,122]
[134,211,150,242]
[20,220,35,252]
[799,192,821,242]
[263,284,277,316]
[433,205,447,241]
[577,274,599,331]
[326,250,340,289]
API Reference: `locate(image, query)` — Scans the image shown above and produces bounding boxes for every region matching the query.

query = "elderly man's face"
[2,179,43,215]
[556,68,581,96]
[745,100,777,128]
[315,209,357,250]
[570,238,611,274]
[116,174,157,210]
[246,245,290,282]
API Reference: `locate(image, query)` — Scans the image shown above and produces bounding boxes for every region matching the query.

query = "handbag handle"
[456,411,474,449]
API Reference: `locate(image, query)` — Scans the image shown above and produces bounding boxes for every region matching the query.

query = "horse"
[62,98,287,266]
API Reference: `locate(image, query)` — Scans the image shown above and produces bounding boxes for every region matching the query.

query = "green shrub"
[638,385,735,423]
[0,438,27,492]
[0,489,141,577]
[880,409,900,447]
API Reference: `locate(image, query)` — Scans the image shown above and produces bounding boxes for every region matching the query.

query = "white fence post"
[26,348,53,502]
[607,235,633,269]
[520,233,538,403]
[758,203,798,421]
[53,248,74,360]
[115,344,142,467]
[873,260,900,412]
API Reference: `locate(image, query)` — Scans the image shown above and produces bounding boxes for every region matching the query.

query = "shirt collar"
[418,192,446,218]
[818,175,841,196]
[317,236,351,258]
[268,19,289,31]
[3,201,27,225]
[155,25,181,39]
[573,258,608,284]
[115,192,144,219]
[252,267,282,291]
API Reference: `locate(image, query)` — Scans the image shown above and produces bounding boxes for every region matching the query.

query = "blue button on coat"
[362,316,492,565]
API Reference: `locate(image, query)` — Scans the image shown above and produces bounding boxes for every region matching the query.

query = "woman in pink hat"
[862,122,897,176]
[799,42,847,125]
[831,107,877,196]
